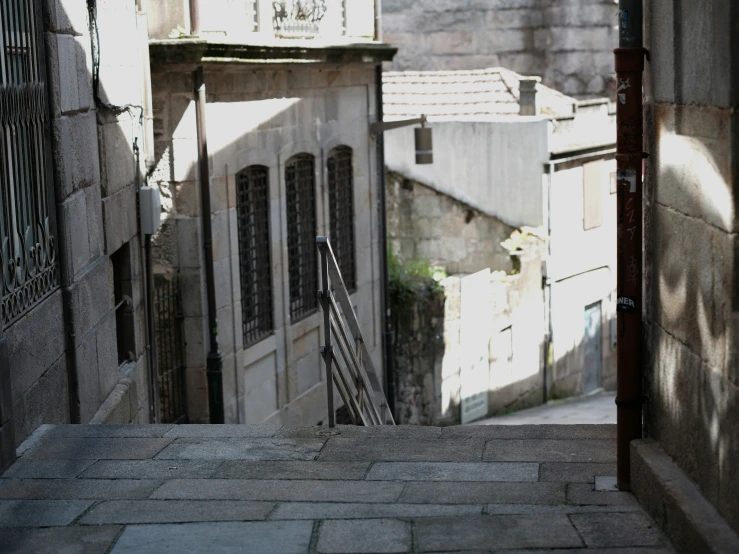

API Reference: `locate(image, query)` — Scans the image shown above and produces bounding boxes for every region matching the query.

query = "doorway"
[583,301,603,394]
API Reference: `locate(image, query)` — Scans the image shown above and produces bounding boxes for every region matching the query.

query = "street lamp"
[370,115,433,164]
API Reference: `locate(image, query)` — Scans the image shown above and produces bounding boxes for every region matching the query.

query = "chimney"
[519,77,541,116]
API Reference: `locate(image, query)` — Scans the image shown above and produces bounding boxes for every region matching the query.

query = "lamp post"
[370,115,433,164]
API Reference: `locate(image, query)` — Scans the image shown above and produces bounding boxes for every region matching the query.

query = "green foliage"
[388,249,446,308]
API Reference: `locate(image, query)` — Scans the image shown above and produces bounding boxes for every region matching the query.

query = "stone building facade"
[640,0,739,539]
[148,2,393,425]
[382,0,619,98]
[1,0,155,469]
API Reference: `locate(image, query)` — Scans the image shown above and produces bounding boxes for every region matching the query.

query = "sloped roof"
[383,67,578,120]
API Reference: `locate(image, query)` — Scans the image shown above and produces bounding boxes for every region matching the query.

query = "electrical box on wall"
[140,185,162,235]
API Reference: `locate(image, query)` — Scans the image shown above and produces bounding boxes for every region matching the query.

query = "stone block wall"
[386,170,515,275]
[643,0,739,534]
[382,0,619,98]
[150,62,384,426]
[2,0,153,454]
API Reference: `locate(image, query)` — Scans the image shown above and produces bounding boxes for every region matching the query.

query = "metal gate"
[154,275,188,423]
[0,0,58,328]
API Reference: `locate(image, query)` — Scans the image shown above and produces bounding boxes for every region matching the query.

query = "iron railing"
[317,236,394,426]
[0,0,58,328]
[154,275,188,424]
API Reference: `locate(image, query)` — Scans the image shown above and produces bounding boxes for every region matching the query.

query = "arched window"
[236,165,273,345]
[327,146,356,291]
[285,154,317,321]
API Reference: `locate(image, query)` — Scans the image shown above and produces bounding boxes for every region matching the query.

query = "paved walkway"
[475,393,617,426]
[0,423,672,553]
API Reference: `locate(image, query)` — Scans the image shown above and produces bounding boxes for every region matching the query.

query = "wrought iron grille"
[0,0,58,328]
[154,275,188,424]
[286,153,317,321]
[327,146,356,291]
[236,165,273,346]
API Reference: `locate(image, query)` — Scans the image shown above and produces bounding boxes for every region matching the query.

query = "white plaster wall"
[384,118,550,228]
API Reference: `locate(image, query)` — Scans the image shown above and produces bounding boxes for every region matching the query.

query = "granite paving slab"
[567,483,641,506]
[45,425,174,438]
[0,500,94,527]
[79,460,222,479]
[0,525,122,554]
[399,481,565,505]
[154,438,326,460]
[29,438,173,460]
[163,424,282,438]
[442,424,617,440]
[0,479,162,500]
[414,515,584,551]
[485,503,642,515]
[212,461,370,480]
[484,439,615,463]
[317,519,411,553]
[319,438,484,462]
[270,502,483,520]
[539,462,617,483]
[1,459,96,479]
[366,462,538,482]
[109,521,313,554]
[570,512,666,548]
[151,478,405,503]
[78,500,275,525]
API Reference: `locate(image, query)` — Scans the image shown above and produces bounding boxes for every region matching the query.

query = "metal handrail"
[317,236,395,426]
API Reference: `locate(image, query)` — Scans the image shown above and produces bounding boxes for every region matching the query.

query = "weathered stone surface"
[0,479,162,500]
[79,500,274,525]
[485,503,642,515]
[30,438,172,460]
[164,424,281,438]
[317,519,411,553]
[399,481,565,505]
[152,479,404,503]
[0,500,93,527]
[155,438,326,461]
[271,502,483,520]
[0,525,121,554]
[213,461,369,480]
[319,438,484,462]
[109,521,313,554]
[570,512,666,548]
[441,424,617,440]
[79,460,222,480]
[2,459,95,479]
[366,462,538,482]
[567,483,640,507]
[415,515,583,551]
[539,462,616,483]
[484,439,615,463]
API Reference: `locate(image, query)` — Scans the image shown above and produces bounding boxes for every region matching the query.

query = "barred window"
[327,146,356,291]
[285,154,317,321]
[236,165,273,346]
[1,0,58,328]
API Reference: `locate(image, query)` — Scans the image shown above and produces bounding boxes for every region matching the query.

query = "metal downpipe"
[615,0,646,490]
[193,67,224,424]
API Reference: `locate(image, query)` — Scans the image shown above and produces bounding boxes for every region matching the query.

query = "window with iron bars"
[0,0,58,329]
[285,153,317,322]
[327,145,356,292]
[236,165,273,346]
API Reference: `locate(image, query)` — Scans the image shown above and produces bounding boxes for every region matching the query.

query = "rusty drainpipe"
[614,0,647,491]
[189,0,201,35]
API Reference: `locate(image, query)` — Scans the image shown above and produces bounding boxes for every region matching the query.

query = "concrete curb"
[631,438,739,553]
